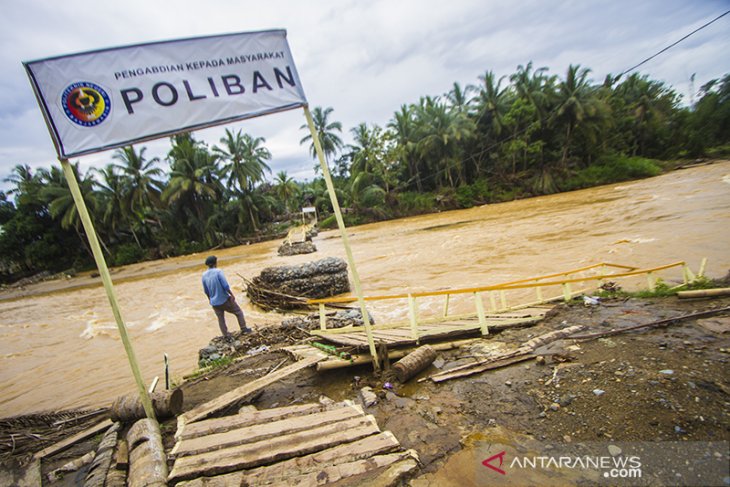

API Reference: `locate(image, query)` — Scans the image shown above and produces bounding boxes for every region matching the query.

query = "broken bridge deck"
[310,305,554,348]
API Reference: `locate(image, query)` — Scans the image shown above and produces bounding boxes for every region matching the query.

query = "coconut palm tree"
[299,106,344,172]
[274,171,299,214]
[112,146,163,213]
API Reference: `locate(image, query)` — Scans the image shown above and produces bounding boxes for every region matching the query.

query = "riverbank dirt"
[4,293,729,485]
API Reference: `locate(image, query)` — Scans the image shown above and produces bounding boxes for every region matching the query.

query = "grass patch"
[564,155,662,191]
[191,355,233,378]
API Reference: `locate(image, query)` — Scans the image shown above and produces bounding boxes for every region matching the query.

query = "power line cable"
[617,9,730,79]
[401,8,730,188]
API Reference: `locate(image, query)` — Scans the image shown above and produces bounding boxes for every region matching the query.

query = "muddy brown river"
[1,162,729,417]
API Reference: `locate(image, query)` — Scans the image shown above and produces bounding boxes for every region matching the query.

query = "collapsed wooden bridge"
[293,260,706,369]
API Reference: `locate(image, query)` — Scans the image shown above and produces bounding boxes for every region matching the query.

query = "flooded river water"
[1,161,728,417]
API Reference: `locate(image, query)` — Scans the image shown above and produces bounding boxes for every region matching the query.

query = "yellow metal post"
[59,159,156,421]
[303,106,379,369]
[319,302,327,330]
[442,293,451,318]
[474,292,489,335]
[408,294,419,341]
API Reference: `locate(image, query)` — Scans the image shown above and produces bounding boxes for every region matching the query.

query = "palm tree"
[3,164,36,198]
[41,163,105,256]
[299,106,344,172]
[554,64,605,168]
[274,171,299,214]
[112,146,163,213]
[163,134,222,240]
[94,164,128,241]
[388,104,422,191]
[446,81,474,114]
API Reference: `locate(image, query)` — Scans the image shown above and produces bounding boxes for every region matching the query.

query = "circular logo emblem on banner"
[61,82,111,127]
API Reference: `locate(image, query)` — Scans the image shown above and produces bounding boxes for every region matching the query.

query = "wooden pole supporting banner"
[303,106,379,370]
[59,159,156,421]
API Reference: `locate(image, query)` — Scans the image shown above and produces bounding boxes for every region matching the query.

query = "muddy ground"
[3,293,729,485]
[175,294,730,485]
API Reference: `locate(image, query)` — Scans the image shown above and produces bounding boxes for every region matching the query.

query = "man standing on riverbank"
[202,255,252,338]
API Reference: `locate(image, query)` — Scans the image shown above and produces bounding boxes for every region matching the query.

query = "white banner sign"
[24,30,307,158]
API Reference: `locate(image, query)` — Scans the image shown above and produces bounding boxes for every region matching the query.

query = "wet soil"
[5,295,729,485]
[173,294,730,484]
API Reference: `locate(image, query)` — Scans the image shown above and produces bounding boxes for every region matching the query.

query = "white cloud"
[1,0,728,192]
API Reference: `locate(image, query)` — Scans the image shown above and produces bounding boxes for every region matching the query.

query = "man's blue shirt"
[202,268,231,306]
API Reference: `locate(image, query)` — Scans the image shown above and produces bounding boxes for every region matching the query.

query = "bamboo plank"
[180,402,336,440]
[429,354,534,383]
[175,431,401,486]
[179,355,324,426]
[174,404,365,457]
[168,416,380,483]
[32,419,114,460]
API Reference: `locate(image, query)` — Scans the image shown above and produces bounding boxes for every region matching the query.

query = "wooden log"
[316,339,477,371]
[179,355,325,427]
[32,418,114,460]
[46,451,96,483]
[168,415,380,483]
[367,456,421,487]
[110,388,183,423]
[677,288,730,299]
[83,422,119,487]
[127,419,167,487]
[172,404,366,457]
[393,345,437,383]
[114,439,129,470]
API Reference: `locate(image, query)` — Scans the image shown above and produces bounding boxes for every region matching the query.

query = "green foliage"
[2,66,729,280]
[113,243,145,266]
[563,155,661,190]
[193,355,233,376]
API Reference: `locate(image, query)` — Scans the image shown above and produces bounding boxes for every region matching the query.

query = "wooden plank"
[318,334,372,347]
[175,431,401,486]
[244,431,402,486]
[248,451,416,486]
[429,354,533,383]
[179,355,324,426]
[180,402,338,440]
[168,415,381,483]
[173,404,365,457]
[32,419,114,460]
[357,457,420,487]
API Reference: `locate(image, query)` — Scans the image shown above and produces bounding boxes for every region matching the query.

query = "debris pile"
[246,257,350,311]
[281,308,375,330]
[277,241,317,256]
[198,324,310,366]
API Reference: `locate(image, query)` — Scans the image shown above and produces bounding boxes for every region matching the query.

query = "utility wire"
[403,8,730,188]
[617,9,730,78]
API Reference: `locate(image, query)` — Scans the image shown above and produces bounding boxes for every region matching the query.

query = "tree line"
[1,63,728,280]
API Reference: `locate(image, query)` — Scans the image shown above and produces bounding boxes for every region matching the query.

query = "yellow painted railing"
[309,260,703,336]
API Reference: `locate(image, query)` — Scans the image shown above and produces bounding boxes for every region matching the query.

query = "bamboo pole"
[442,294,450,318]
[303,106,379,370]
[474,292,488,335]
[408,294,419,341]
[319,303,327,330]
[59,158,156,421]
[698,257,707,278]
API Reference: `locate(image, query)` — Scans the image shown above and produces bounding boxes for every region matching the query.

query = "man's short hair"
[205,255,217,267]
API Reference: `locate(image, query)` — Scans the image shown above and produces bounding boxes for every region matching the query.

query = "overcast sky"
[1,0,728,191]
